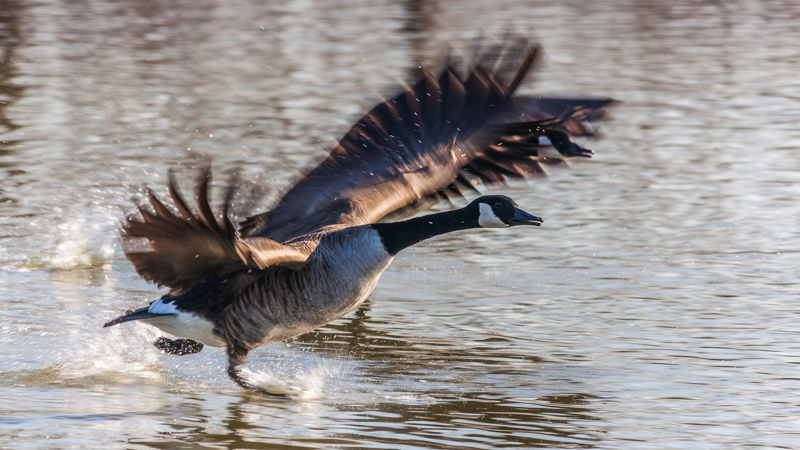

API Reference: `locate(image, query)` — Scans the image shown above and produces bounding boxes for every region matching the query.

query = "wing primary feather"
[242,37,613,240]
[507,42,540,94]
[167,169,197,223]
[221,169,242,239]
[195,167,223,235]
[123,168,310,292]
[146,189,180,225]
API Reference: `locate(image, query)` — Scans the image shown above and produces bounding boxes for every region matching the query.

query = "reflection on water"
[0,0,23,208]
[2,0,800,448]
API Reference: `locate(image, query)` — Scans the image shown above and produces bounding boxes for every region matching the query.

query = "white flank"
[146,298,225,347]
[478,203,508,228]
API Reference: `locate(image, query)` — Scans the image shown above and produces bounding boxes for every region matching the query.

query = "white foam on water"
[47,209,119,270]
[2,318,170,388]
[53,320,167,385]
[240,353,354,401]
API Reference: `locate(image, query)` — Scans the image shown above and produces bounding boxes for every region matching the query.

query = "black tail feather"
[103,307,168,327]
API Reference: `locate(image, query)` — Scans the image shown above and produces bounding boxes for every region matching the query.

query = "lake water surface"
[2,0,800,448]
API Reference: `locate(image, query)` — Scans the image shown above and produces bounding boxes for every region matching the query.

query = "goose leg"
[154,337,204,355]
[226,345,288,398]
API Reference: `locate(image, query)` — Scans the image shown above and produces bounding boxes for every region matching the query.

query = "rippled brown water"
[2,0,800,448]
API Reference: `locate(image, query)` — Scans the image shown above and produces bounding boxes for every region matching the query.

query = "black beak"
[509,207,543,226]
[561,142,594,158]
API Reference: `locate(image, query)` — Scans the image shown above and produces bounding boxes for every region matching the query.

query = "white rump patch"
[478,203,508,228]
[147,312,226,347]
[148,297,179,315]
[146,297,225,347]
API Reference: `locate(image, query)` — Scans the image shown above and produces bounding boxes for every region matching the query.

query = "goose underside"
[104,304,226,347]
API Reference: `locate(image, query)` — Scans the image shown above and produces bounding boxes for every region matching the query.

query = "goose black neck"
[370,208,478,255]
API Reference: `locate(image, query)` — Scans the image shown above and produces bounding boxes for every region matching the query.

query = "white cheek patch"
[539,147,562,158]
[537,135,562,158]
[478,203,508,228]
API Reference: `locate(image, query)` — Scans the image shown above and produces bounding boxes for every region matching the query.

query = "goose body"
[218,226,393,347]
[111,225,393,348]
[105,36,612,395]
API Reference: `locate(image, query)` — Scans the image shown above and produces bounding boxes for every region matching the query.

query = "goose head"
[540,129,594,158]
[470,195,543,228]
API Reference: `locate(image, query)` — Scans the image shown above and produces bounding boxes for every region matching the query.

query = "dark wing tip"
[246,35,612,236]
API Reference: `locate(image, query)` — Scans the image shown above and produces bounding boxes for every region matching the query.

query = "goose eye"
[494,202,502,208]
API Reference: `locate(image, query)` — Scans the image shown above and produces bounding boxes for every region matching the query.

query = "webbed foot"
[227,345,288,398]
[154,337,204,355]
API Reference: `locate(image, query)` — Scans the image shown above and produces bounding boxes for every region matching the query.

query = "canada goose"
[104,36,612,396]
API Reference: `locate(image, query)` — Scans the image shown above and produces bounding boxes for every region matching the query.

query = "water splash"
[54,323,165,385]
[1,320,168,388]
[47,209,119,270]
[241,354,352,401]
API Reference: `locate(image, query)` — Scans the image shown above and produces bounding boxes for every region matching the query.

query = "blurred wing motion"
[123,168,309,293]
[241,36,613,241]
[125,36,614,292]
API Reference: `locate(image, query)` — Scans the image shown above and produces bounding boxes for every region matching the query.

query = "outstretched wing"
[241,36,613,241]
[123,168,310,293]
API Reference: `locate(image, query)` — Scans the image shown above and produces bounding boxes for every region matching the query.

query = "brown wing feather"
[241,36,548,241]
[238,36,614,240]
[123,169,309,292]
